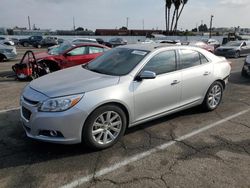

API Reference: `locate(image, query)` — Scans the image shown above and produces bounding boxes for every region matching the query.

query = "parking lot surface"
[0,48,249,188]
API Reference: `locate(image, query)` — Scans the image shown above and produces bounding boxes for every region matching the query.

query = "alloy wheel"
[207,84,222,109]
[92,111,122,145]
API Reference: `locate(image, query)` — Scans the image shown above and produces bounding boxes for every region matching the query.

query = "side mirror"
[136,70,156,81]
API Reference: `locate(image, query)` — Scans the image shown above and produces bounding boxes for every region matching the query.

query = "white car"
[20,44,231,149]
[0,43,17,62]
[0,37,15,46]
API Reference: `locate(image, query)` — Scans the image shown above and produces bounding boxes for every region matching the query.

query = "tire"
[241,68,248,78]
[234,51,240,58]
[202,81,223,111]
[0,54,5,62]
[82,105,127,150]
[23,42,29,47]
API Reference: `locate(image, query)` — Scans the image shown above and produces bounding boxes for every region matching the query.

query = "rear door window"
[180,49,209,69]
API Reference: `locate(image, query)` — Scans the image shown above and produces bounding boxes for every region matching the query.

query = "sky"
[0,0,250,31]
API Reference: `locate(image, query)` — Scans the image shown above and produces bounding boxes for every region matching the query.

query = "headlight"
[39,94,83,112]
[3,49,13,53]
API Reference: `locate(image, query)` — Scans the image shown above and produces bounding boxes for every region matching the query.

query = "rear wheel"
[234,51,240,58]
[82,105,127,150]
[202,81,223,111]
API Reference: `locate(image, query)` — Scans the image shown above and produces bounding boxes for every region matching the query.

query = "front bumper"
[20,97,88,144]
[5,51,17,60]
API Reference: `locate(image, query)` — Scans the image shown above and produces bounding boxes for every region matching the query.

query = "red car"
[13,42,110,80]
[189,41,215,53]
[35,42,110,71]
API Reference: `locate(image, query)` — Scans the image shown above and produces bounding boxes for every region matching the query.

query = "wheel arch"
[0,53,7,59]
[215,79,226,90]
[39,59,61,71]
[88,101,130,127]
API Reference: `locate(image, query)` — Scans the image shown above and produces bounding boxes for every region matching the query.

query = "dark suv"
[33,37,59,48]
[19,36,43,47]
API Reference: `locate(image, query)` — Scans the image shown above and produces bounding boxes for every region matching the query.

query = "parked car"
[105,38,127,48]
[24,42,110,72]
[215,41,250,58]
[48,38,99,52]
[156,39,181,45]
[0,43,17,62]
[202,38,220,49]
[33,36,59,48]
[96,38,105,45]
[241,55,250,77]
[20,44,231,149]
[189,41,215,53]
[19,36,43,47]
[10,38,20,45]
[71,38,98,44]
[0,37,15,46]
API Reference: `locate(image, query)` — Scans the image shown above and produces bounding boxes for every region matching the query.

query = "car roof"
[71,42,110,49]
[117,43,177,52]
[71,38,97,41]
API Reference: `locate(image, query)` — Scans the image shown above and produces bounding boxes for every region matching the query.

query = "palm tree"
[174,0,188,31]
[172,0,181,32]
[165,0,172,33]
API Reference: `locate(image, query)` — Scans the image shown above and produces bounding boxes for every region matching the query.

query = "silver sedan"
[20,44,231,149]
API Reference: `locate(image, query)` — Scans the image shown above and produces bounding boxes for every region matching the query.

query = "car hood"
[29,66,120,97]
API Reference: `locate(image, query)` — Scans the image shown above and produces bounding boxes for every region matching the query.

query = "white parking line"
[0,107,20,114]
[60,108,250,188]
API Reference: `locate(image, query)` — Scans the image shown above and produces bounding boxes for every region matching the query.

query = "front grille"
[22,106,31,121]
[23,96,39,105]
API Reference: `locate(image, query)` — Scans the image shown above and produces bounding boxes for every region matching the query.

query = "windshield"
[49,42,73,55]
[225,41,242,47]
[86,48,149,76]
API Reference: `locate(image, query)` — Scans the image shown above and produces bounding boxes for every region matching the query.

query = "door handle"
[203,71,211,76]
[171,80,180,85]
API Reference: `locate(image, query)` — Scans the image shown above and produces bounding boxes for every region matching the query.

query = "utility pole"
[142,19,144,30]
[28,16,31,30]
[73,16,76,31]
[209,15,214,38]
[126,17,129,29]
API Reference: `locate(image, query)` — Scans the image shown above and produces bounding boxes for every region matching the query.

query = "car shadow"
[229,71,250,86]
[0,106,204,171]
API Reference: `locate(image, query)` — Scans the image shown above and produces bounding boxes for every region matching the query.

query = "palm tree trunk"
[174,4,185,31]
[174,9,179,32]
[167,8,171,33]
[165,4,168,32]
[170,9,176,32]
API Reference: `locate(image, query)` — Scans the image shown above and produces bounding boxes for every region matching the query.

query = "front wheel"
[23,42,29,47]
[202,81,223,111]
[241,68,248,78]
[0,54,5,62]
[82,105,127,150]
